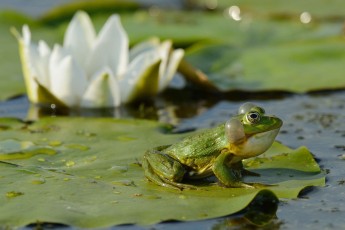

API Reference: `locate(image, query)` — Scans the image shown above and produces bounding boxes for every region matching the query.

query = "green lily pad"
[214,0,345,19]
[0,117,324,228]
[183,38,345,92]
[38,0,140,25]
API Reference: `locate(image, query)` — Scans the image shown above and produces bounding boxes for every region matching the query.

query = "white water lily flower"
[13,11,184,108]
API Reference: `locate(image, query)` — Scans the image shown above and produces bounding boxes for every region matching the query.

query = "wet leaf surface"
[0,117,324,228]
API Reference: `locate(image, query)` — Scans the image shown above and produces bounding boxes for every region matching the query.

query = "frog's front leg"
[212,151,253,188]
[142,146,196,190]
[232,161,261,177]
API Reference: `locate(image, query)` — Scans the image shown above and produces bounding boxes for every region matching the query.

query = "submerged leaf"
[0,117,324,228]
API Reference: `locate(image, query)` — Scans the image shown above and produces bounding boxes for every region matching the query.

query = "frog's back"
[165,124,227,170]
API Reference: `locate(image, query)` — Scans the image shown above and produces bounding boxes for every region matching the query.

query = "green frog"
[142,102,283,190]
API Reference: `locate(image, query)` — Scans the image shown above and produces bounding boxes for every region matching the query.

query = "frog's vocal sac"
[142,102,283,190]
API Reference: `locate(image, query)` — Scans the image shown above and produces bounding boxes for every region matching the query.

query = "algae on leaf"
[0,117,325,228]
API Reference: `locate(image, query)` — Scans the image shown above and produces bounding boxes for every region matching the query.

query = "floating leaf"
[184,38,345,92]
[0,117,324,228]
[214,0,345,19]
[38,0,140,25]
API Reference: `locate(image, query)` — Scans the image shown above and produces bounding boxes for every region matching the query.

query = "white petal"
[120,50,160,103]
[49,44,68,65]
[80,68,120,108]
[38,40,51,56]
[158,48,184,92]
[63,11,96,70]
[157,41,172,89]
[20,26,53,103]
[49,53,88,107]
[49,44,68,89]
[129,37,160,62]
[86,14,128,79]
[13,25,39,102]
[22,25,31,45]
[33,40,51,88]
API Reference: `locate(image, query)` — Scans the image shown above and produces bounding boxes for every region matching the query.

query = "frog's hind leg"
[142,149,196,190]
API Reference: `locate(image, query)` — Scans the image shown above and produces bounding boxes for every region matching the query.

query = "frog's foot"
[213,151,259,188]
[142,150,197,190]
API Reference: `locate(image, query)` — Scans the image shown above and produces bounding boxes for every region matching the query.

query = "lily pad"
[183,38,345,92]
[214,0,345,19]
[38,0,140,25]
[0,117,324,228]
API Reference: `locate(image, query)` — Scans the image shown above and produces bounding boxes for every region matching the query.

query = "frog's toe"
[233,182,276,189]
[174,182,198,190]
[240,183,255,189]
[146,173,197,190]
[150,173,198,190]
[218,180,256,189]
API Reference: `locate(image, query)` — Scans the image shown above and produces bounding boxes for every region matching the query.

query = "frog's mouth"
[235,124,282,159]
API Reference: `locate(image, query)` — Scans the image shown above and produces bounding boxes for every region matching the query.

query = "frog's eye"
[246,111,261,124]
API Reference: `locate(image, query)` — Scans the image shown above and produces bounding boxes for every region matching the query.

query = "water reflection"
[23,89,213,126]
[26,101,158,121]
[0,89,289,126]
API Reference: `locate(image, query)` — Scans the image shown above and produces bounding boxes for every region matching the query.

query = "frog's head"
[225,102,283,159]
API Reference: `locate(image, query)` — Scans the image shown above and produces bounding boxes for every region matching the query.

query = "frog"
[142,102,283,190]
